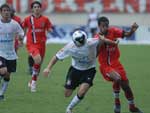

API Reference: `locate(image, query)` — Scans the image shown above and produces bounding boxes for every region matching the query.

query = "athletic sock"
[123,86,136,109]
[113,82,121,107]
[31,64,40,82]
[0,79,9,96]
[67,94,83,110]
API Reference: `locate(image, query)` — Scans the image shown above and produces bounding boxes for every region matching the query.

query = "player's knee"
[64,89,73,97]
[33,55,42,64]
[0,68,7,75]
[115,78,121,84]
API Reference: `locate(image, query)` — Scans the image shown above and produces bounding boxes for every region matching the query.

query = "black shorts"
[0,56,16,73]
[64,66,96,90]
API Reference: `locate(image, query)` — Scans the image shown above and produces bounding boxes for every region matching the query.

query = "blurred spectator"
[87,7,99,38]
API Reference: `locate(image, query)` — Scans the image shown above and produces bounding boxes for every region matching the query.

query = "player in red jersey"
[95,16,143,113]
[22,1,53,92]
[10,7,22,53]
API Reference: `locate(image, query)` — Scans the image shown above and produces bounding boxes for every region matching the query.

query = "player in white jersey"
[43,30,118,113]
[0,4,24,100]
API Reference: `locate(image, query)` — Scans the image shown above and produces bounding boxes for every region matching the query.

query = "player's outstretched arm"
[43,56,58,77]
[98,34,119,45]
[124,22,139,37]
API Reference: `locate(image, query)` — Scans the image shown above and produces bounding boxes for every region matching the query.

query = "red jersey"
[95,27,124,66]
[12,15,22,25]
[22,15,52,44]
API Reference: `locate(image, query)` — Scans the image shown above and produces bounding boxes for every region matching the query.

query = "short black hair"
[97,16,109,25]
[31,1,42,8]
[0,4,10,11]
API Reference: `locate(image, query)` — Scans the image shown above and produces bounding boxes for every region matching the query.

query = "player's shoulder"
[41,15,50,20]
[109,26,122,32]
[23,15,31,21]
[11,19,19,24]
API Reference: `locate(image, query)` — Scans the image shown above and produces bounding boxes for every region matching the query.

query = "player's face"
[0,7,11,19]
[99,22,109,35]
[32,4,41,15]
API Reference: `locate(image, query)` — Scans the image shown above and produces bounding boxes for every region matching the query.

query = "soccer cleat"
[129,107,143,113]
[0,95,4,101]
[28,81,36,92]
[114,105,121,113]
[66,108,73,113]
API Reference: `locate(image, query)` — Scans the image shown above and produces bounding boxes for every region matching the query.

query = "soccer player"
[10,6,22,53]
[22,1,53,92]
[95,16,143,113]
[0,4,24,100]
[43,30,118,113]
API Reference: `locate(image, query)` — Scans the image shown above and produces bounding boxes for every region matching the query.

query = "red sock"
[32,75,37,81]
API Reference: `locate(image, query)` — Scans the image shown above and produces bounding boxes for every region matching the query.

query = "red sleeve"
[113,27,124,39]
[22,17,28,28]
[45,17,53,30]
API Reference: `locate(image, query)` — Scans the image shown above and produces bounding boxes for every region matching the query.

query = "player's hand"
[114,39,119,45]
[43,68,51,77]
[131,22,139,32]
[18,40,23,47]
[98,34,105,40]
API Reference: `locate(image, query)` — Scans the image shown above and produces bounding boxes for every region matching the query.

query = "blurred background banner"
[46,25,150,44]
[1,0,150,13]
[1,0,149,44]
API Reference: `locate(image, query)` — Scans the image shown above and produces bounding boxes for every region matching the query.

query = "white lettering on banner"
[5,0,150,13]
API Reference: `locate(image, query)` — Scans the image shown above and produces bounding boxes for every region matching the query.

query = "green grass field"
[0,44,150,113]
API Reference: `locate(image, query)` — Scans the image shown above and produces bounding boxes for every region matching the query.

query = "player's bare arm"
[124,22,139,37]
[98,34,119,45]
[43,55,58,77]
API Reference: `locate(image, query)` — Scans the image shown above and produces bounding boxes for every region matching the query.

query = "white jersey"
[0,19,24,60]
[56,38,102,70]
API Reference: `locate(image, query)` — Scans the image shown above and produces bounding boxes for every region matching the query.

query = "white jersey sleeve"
[15,22,24,38]
[56,42,73,60]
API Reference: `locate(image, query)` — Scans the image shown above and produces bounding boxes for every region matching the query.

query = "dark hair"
[31,1,42,8]
[97,16,109,25]
[0,4,10,11]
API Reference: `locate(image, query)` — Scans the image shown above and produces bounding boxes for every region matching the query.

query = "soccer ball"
[72,30,87,47]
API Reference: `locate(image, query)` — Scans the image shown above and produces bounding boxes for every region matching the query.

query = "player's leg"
[120,80,143,113]
[64,66,82,113]
[0,67,7,100]
[28,55,34,75]
[27,46,43,92]
[0,58,16,100]
[66,68,96,113]
[113,82,121,113]
[66,83,90,113]
[29,54,42,92]
[114,64,143,113]
[100,66,122,113]
[106,71,122,113]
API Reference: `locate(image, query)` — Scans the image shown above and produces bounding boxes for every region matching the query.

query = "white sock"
[0,80,9,96]
[67,95,81,110]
